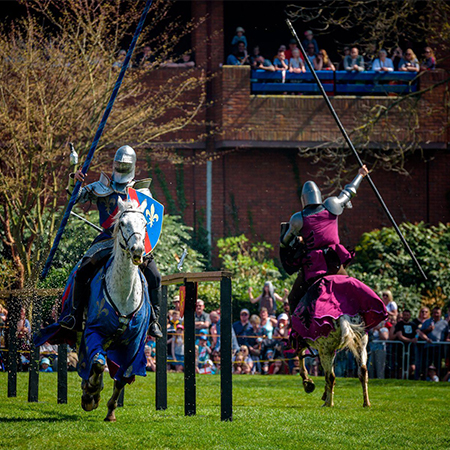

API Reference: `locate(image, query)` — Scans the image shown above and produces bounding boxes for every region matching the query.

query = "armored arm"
[280,212,303,248]
[323,172,364,216]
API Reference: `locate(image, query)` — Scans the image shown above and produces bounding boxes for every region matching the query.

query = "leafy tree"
[198,235,291,316]
[349,222,450,314]
[0,0,206,289]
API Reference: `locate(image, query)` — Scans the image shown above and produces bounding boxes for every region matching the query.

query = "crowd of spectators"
[226,26,437,73]
[1,283,449,380]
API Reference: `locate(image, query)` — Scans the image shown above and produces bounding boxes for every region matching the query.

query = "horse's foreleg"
[104,380,125,422]
[298,348,315,393]
[319,349,335,407]
[357,334,370,407]
[81,354,105,412]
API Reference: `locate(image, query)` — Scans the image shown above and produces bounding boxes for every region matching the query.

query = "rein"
[116,209,146,253]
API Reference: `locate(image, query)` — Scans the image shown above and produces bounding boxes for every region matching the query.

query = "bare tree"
[0,0,207,289]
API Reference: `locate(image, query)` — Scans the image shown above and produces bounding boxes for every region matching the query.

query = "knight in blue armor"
[59,145,163,339]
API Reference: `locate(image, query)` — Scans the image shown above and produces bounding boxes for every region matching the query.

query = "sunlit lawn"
[0,372,449,450]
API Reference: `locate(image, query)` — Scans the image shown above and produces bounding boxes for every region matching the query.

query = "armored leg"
[60,248,112,331]
[140,256,163,339]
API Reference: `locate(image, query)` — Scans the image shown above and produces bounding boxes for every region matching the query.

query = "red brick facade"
[133,1,450,256]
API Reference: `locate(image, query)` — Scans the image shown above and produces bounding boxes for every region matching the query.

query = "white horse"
[80,198,150,422]
[296,314,370,407]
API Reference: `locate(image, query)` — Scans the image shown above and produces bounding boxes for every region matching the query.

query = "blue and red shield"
[127,187,164,255]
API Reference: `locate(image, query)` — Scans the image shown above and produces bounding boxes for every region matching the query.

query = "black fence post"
[220,276,233,421]
[7,295,19,398]
[184,281,197,416]
[57,343,68,404]
[28,295,41,402]
[156,284,168,410]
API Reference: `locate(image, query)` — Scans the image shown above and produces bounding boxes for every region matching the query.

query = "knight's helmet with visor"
[301,181,322,208]
[112,145,136,185]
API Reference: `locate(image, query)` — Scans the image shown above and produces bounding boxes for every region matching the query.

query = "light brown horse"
[296,314,370,407]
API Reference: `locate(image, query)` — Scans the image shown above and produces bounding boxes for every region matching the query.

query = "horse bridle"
[117,210,147,253]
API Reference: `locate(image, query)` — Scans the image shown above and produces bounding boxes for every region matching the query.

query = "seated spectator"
[302,30,319,54]
[209,311,220,350]
[135,44,155,68]
[195,299,210,334]
[426,365,439,382]
[391,47,406,71]
[144,344,156,372]
[231,26,247,48]
[226,41,249,66]
[211,350,221,374]
[40,357,53,373]
[338,46,350,70]
[285,38,303,61]
[232,345,253,374]
[344,47,365,72]
[273,313,290,341]
[421,47,436,70]
[382,290,398,320]
[232,308,254,347]
[112,49,126,69]
[249,281,288,316]
[197,334,212,370]
[315,49,335,71]
[372,49,394,72]
[169,310,182,330]
[250,45,261,67]
[273,49,288,72]
[162,52,195,68]
[400,49,420,72]
[289,48,306,73]
[168,324,184,372]
[253,55,275,72]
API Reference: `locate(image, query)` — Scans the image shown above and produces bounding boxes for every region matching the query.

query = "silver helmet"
[301,181,322,208]
[112,145,136,184]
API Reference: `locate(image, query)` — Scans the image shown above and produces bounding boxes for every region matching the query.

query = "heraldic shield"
[127,187,164,255]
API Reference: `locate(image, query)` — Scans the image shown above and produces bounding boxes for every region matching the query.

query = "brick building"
[137,1,450,256]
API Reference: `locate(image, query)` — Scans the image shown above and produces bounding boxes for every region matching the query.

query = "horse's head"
[114,198,148,265]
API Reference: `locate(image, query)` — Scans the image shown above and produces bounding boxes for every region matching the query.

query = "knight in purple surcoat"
[280,165,369,314]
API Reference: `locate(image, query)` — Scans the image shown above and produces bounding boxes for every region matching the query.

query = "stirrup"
[60,315,76,330]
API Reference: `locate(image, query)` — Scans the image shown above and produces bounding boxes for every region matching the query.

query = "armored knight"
[60,145,163,338]
[280,165,369,313]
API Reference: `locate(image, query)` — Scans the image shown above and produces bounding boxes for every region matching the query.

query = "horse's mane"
[111,199,141,241]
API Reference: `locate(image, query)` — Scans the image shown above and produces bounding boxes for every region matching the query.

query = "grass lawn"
[0,372,449,450]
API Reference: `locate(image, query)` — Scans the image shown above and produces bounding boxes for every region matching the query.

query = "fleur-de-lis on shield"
[146,204,159,228]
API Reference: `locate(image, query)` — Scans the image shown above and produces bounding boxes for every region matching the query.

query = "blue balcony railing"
[251,70,419,95]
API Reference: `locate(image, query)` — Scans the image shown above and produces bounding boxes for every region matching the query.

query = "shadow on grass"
[0,414,80,423]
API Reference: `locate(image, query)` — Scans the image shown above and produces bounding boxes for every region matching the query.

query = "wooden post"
[220,276,233,421]
[28,295,41,402]
[57,344,68,404]
[156,285,168,410]
[184,281,197,416]
[7,295,18,398]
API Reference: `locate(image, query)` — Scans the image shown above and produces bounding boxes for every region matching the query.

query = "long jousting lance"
[286,19,427,281]
[40,0,154,280]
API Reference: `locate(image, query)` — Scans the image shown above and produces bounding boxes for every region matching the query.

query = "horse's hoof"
[363,402,371,408]
[321,402,333,407]
[303,380,316,394]
[104,413,116,422]
[81,393,101,411]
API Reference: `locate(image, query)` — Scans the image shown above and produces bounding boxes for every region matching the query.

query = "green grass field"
[0,372,449,450]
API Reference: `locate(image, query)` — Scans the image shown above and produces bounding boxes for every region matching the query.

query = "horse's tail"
[339,314,366,360]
